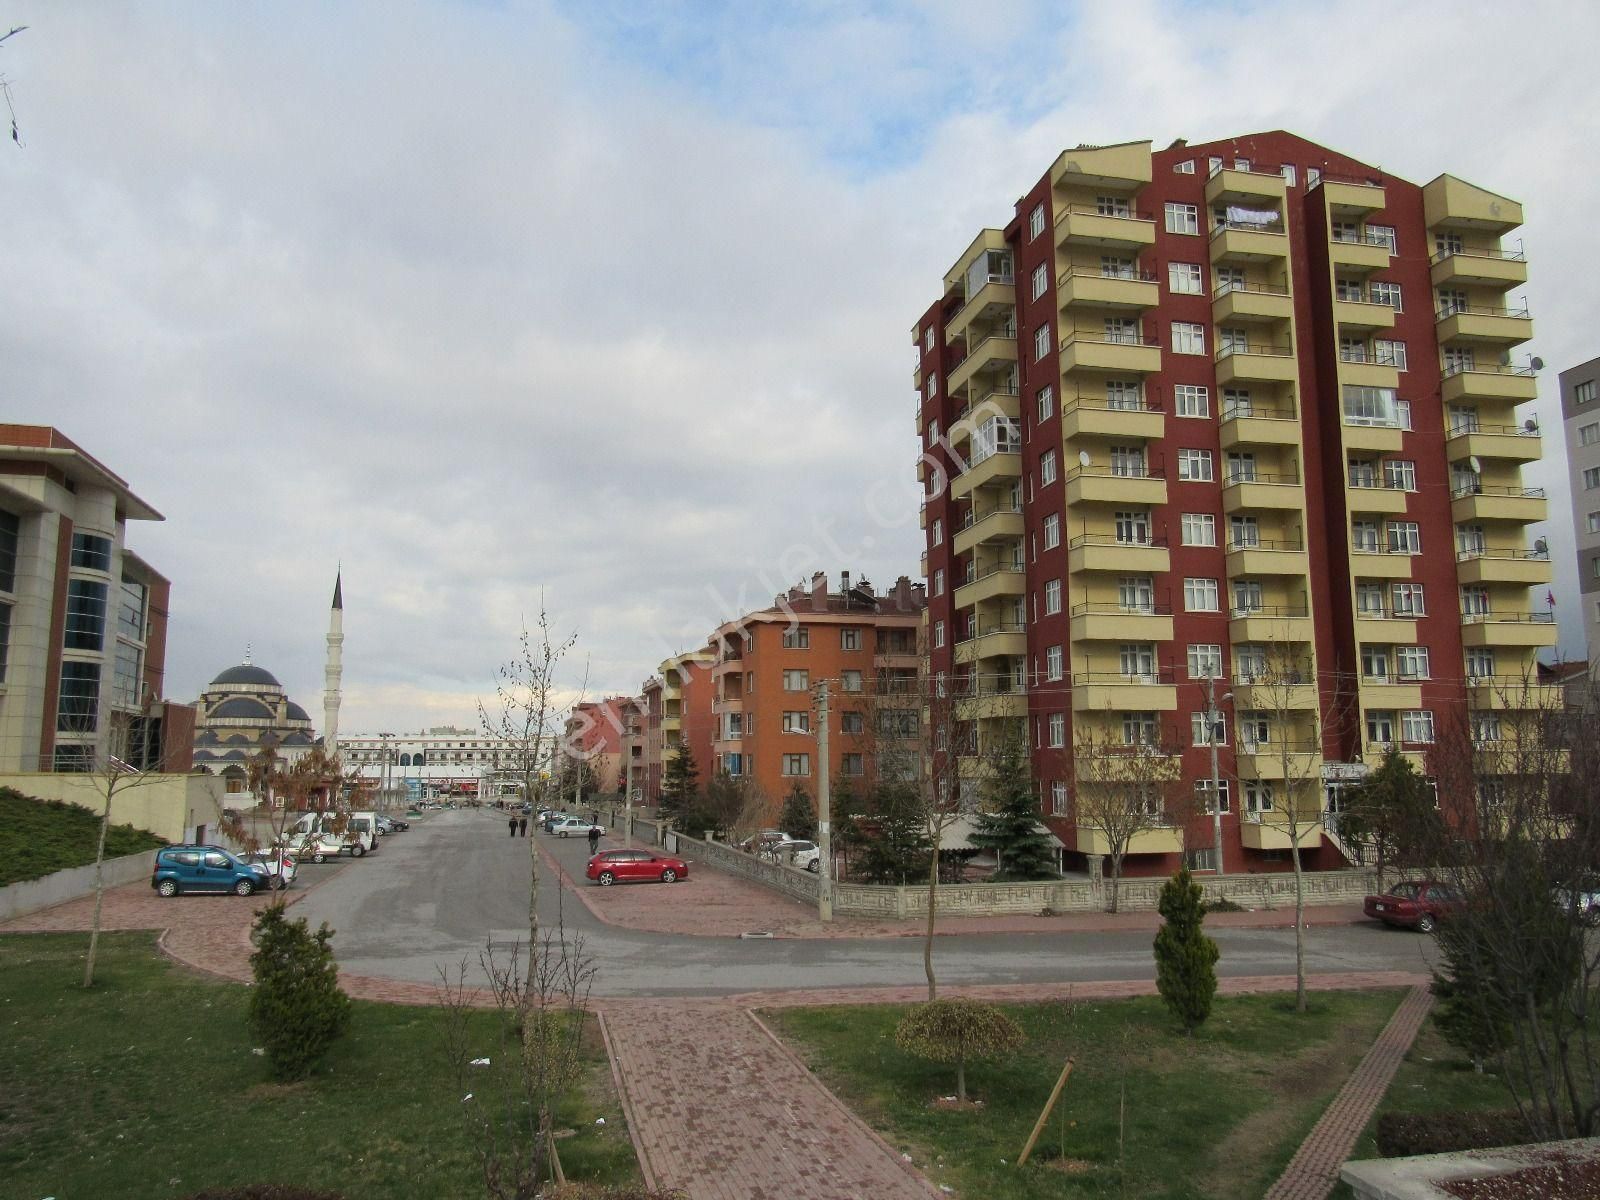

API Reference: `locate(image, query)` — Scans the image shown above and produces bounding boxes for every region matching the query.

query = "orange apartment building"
[639,648,716,801]
[562,695,636,794]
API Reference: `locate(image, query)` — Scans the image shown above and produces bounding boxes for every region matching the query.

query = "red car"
[586,848,689,887]
[1363,880,1463,932]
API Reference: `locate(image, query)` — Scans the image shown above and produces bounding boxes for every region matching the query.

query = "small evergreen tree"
[895,998,1025,1102]
[248,905,351,1081]
[778,782,816,841]
[658,745,700,819]
[855,779,930,884]
[1335,746,1442,873]
[968,735,1056,881]
[1154,867,1219,1035]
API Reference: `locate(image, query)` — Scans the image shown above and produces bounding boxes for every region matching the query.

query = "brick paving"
[1264,982,1436,1200]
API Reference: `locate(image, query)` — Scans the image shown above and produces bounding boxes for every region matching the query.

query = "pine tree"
[658,745,700,818]
[1154,867,1220,1035]
[779,782,816,841]
[855,779,930,884]
[248,905,351,1080]
[968,736,1056,881]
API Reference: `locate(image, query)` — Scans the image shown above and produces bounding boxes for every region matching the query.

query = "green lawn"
[764,990,1408,1200]
[0,788,167,885]
[0,932,640,1199]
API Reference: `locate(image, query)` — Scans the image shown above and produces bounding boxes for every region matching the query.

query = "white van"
[280,811,372,858]
[345,812,379,856]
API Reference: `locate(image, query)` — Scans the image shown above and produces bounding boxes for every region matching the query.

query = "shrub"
[1204,895,1246,914]
[1374,1109,1531,1158]
[894,998,1025,1102]
[248,905,351,1082]
[1154,867,1220,1035]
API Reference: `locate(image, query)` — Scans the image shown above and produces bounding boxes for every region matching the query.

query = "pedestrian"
[508,815,517,837]
[587,825,601,855]
[518,816,528,837]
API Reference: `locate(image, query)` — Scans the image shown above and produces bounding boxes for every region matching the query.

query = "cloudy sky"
[6,0,1596,733]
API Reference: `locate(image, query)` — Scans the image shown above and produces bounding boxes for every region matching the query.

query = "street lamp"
[1205,677,1233,875]
[377,732,394,812]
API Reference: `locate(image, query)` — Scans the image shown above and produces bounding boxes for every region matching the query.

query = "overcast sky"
[6,0,1596,734]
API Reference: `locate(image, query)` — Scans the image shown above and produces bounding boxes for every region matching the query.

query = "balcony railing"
[1338,348,1406,367]
[1061,330,1162,350]
[1072,667,1177,686]
[1062,395,1164,414]
[1455,547,1551,563]
[1460,609,1557,626]
[1071,600,1173,617]
[1441,362,1536,381]
[1057,203,1155,222]
[960,562,1026,586]
[1450,483,1547,501]
[1065,464,1165,482]
[1216,341,1295,359]
[1430,246,1527,266]
[1212,218,1287,235]
[1230,604,1311,620]
[1331,229,1394,248]
[1212,279,1291,298]
[1436,301,1532,320]
[1222,402,1297,422]
[1233,665,1314,686]
[1226,536,1304,553]
[1225,468,1300,486]
[1239,738,1321,754]
[1060,266,1159,284]
[1069,532,1169,550]
[1355,607,1424,622]
[959,503,1023,530]
[955,621,1026,644]
[1448,420,1541,438]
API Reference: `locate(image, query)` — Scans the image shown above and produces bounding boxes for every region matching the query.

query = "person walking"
[587,824,601,855]
[508,814,518,838]
[518,816,528,837]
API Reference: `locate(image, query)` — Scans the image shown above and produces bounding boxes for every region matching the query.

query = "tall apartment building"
[1562,356,1600,666]
[708,572,924,812]
[0,425,193,773]
[916,133,1551,875]
[648,648,715,798]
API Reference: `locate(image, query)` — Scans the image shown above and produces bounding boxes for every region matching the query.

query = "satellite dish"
[1469,456,1483,474]
[1078,450,1092,468]
[1534,538,1549,555]
[1531,357,1545,371]
[1524,419,1539,434]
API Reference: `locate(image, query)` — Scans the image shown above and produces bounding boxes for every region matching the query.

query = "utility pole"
[817,679,833,923]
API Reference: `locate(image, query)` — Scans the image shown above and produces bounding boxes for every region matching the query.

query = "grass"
[0,787,167,885]
[764,989,1408,1200]
[0,932,640,1199]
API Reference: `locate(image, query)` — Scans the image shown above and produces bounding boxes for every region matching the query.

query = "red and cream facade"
[916,133,1551,875]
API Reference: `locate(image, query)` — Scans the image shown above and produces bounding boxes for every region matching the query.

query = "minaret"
[323,571,343,755]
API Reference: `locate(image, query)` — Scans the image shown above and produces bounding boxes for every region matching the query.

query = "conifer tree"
[1154,867,1219,1035]
[779,781,816,841]
[968,734,1056,880]
[658,744,700,818]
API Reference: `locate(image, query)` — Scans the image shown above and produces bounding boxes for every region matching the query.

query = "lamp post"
[378,732,394,812]
[1205,676,1232,875]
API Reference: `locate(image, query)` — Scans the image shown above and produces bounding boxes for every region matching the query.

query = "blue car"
[151,845,269,897]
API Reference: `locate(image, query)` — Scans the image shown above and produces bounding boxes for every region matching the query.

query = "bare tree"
[1070,715,1183,914]
[1,25,26,146]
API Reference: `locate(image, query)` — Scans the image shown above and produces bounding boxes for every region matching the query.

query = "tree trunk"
[82,782,116,989]
[956,1055,966,1103]
[1107,851,1123,914]
[1291,833,1307,1013]
[924,840,939,1002]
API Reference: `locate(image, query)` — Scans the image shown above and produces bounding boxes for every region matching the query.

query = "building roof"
[210,663,282,688]
[285,701,311,722]
[0,424,163,521]
[208,696,276,721]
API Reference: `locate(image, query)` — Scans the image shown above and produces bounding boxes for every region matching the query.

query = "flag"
[1547,590,1556,608]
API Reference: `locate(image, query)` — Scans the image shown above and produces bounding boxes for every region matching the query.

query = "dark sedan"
[1364,880,1462,933]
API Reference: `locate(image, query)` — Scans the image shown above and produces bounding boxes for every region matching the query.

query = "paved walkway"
[1264,982,1436,1200]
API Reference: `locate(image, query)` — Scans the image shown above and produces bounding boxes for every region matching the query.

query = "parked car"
[1554,876,1600,925]
[738,830,786,854]
[151,846,270,897]
[376,815,409,834]
[586,849,688,886]
[550,816,605,839]
[541,810,575,833]
[789,844,822,873]
[763,839,816,864]
[1363,880,1463,932]
[279,831,352,864]
[241,849,298,891]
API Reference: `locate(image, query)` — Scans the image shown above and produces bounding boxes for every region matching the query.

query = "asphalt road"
[293,808,1439,998]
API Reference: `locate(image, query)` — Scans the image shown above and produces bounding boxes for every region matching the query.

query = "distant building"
[639,649,716,802]
[191,660,318,791]
[563,696,639,796]
[340,727,529,800]
[1561,355,1600,666]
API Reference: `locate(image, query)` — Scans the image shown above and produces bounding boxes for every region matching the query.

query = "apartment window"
[1232,580,1264,613]
[1226,452,1257,483]
[1473,715,1503,745]
[1401,710,1436,744]
[931,518,943,546]
[1115,510,1151,545]
[1466,648,1496,680]
[1444,346,1476,376]
[1461,585,1491,618]
[1121,712,1158,746]
[1174,384,1209,418]
[1028,203,1045,240]
[1192,711,1227,746]
[924,326,935,353]
[1367,711,1396,746]
[1396,400,1412,431]
[1370,281,1403,309]
[1037,385,1054,422]
[1174,159,1196,175]
[1397,646,1431,681]
[1050,781,1068,815]
[57,661,101,733]
[1043,513,1061,550]
[71,533,113,572]
[933,620,945,648]
[1375,339,1407,370]
[1280,163,1297,187]
[1109,445,1146,477]
[842,711,865,735]
[1177,449,1213,481]
[1188,644,1223,679]
[1582,423,1600,447]
[1172,322,1206,355]
[64,579,109,651]
[1184,578,1220,612]
[782,711,811,734]
[1588,512,1600,534]
[782,669,809,691]
[1586,468,1600,491]
[1046,645,1063,681]
[1386,521,1421,554]
[1165,202,1199,234]
[1118,576,1155,612]
[1577,380,1598,406]
[1040,449,1058,486]
[1048,713,1065,748]
[1368,225,1398,252]
[1219,327,1250,356]
[1307,166,1321,188]
[1195,779,1230,815]
[1238,711,1271,749]
[1438,288,1468,316]
[841,753,864,777]
[1236,643,1267,680]
[0,509,17,593]
[1181,513,1217,546]
[1031,262,1048,301]
[1230,515,1260,547]
[1208,156,1223,175]
[1392,583,1426,615]
[840,628,861,651]
[928,374,938,398]
[1348,458,1378,489]
[1169,262,1202,295]
[1033,324,1052,362]
[1102,255,1135,279]
[782,753,811,777]
[782,627,810,649]
[1044,579,1062,615]
[842,669,863,693]
[1383,460,1417,492]
[1456,523,1486,555]
[1105,379,1142,410]
[1104,316,1139,345]
[1361,646,1391,680]
[933,568,945,595]
[1096,195,1131,217]
[1343,385,1398,427]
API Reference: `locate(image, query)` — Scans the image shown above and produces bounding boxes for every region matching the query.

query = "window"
[1046,645,1063,681]
[1370,281,1403,309]
[1181,513,1216,546]
[931,518,943,546]
[1050,781,1068,814]
[1396,400,1412,431]
[1339,332,1368,358]
[57,661,101,733]
[1040,449,1058,486]
[926,419,939,447]
[1195,778,1230,815]
[64,579,109,651]
[1245,781,1275,815]
[1044,579,1062,615]
[782,753,811,777]
[841,753,864,777]
[1219,327,1250,356]
[1177,449,1213,481]
[1348,458,1378,489]
[1343,385,1398,427]
[841,711,865,735]
[112,641,142,707]
[1101,255,1135,279]
[1473,715,1502,745]
[1383,460,1417,491]
[1174,384,1209,418]
[1232,580,1264,613]
[1039,513,1060,551]
[1444,346,1476,376]
[1392,583,1426,615]
[1460,585,1490,618]
[1234,158,1250,171]
[1401,710,1436,744]
[933,568,945,595]
[782,669,809,691]
[0,509,17,593]
[1115,510,1151,545]
[1466,648,1496,680]
[1589,512,1600,534]
[1174,159,1196,175]
[71,533,113,572]
[1104,316,1139,344]
[1375,339,1407,370]
[1280,163,1297,187]
[1208,156,1223,175]
[782,711,811,733]
[1120,643,1155,679]
[1226,452,1257,483]
[1386,521,1421,554]
[1586,468,1600,491]
[1118,576,1155,612]
[840,628,861,651]
[1192,711,1227,746]
[1028,203,1045,240]
[1033,324,1052,361]
[1578,380,1598,406]
[1582,423,1600,447]
[1367,710,1396,746]
[1238,711,1271,748]
[928,374,938,397]
[841,669,863,693]
[1169,262,1202,294]
[924,326,935,353]
[1048,713,1065,748]
[782,627,810,649]
[1367,225,1398,252]
[1109,445,1146,476]
[1121,712,1158,746]
[1184,578,1220,612]
[1188,644,1223,679]
[970,416,1020,465]
[1437,288,1468,316]
[933,620,945,648]
[1397,646,1431,680]
[1106,379,1142,410]
[1456,524,1486,555]
[1172,322,1206,354]
[1307,166,1321,188]
[1031,262,1048,301]
[1361,646,1391,680]
[1229,515,1260,548]
[1165,202,1199,234]
[1352,519,1379,550]
[1037,385,1054,422]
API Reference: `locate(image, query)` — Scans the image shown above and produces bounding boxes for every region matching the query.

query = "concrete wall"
[0,772,227,844]
[0,848,159,922]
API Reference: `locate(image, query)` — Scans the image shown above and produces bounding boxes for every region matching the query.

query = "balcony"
[946,278,1016,344]
[1450,485,1547,524]
[954,623,1028,665]
[1235,743,1324,782]
[1422,175,1523,235]
[1240,813,1324,851]
[1070,670,1178,712]
[955,688,1029,721]
[1060,397,1164,441]
[1053,204,1157,250]
[1205,165,1287,206]
[1050,141,1153,190]
[1328,235,1391,273]
[1215,342,1298,386]
[1232,675,1318,710]
[1220,404,1300,448]
[1444,424,1541,465]
[952,563,1026,609]
[1341,419,1403,454]
[953,506,1024,557]
[947,333,1018,398]
[1455,548,1552,586]
[1332,297,1397,331]
[1466,678,1566,712]
[1210,222,1289,264]
[1353,614,1418,644]
[1068,533,1170,575]
[1322,179,1386,215]
[1057,268,1160,312]
[1435,302,1533,347]
[1070,602,1174,643]
[1459,611,1558,649]
[1221,471,1303,512]
[1358,680,1424,710]
[1076,822,1185,856]
[1440,364,1538,405]
[1345,483,1410,516]
[1059,331,1162,375]
[949,450,1022,499]
[1347,548,1415,580]
[1065,465,1168,508]
[1338,359,1400,391]
[947,388,1021,451]
[1225,538,1309,577]
[1211,281,1293,324]
[1230,606,1313,643]
[1430,247,1529,290]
